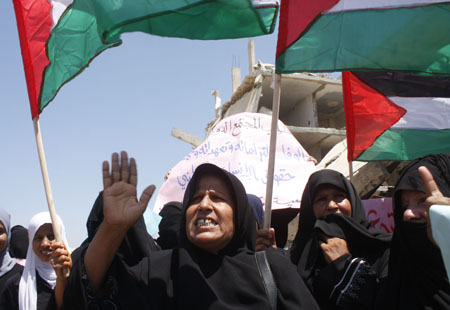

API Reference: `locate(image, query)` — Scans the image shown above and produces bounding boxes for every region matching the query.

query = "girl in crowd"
[388,153,450,309]
[0,212,72,310]
[257,169,391,309]
[63,151,319,309]
[0,209,23,297]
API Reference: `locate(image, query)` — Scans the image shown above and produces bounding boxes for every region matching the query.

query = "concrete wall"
[280,94,317,127]
[223,91,254,118]
[318,108,345,129]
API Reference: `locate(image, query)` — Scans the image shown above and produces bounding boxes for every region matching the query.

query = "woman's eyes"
[190,196,203,204]
[210,194,225,201]
[191,193,226,204]
[314,196,326,203]
[314,195,346,204]
[335,194,346,201]
[34,234,55,241]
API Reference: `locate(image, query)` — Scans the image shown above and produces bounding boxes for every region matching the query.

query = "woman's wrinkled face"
[186,174,235,254]
[400,189,428,221]
[32,223,55,262]
[0,221,7,252]
[313,184,352,218]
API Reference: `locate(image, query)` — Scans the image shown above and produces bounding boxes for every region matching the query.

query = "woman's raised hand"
[102,151,155,230]
[418,166,450,244]
[419,166,450,210]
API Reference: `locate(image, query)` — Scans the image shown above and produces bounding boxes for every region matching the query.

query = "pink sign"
[362,198,394,233]
[154,112,316,212]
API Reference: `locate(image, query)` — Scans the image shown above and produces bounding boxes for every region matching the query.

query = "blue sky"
[1,1,279,246]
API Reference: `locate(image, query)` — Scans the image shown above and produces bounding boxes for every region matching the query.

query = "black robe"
[62,163,319,310]
[0,263,23,298]
[388,153,450,309]
[290,169,391,309]
[156,201,182,250]
[0,271,56,310]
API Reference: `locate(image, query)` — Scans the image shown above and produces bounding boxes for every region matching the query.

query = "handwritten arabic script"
[154,112,316,212]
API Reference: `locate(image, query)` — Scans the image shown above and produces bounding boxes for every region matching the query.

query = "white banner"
[154,112,316,212]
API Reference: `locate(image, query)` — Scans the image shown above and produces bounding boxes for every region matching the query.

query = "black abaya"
[0,264,23,298]
[156,201,182,250]
[0,271,56,310]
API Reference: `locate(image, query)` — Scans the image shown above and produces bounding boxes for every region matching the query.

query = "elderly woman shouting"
[62,151,318,310]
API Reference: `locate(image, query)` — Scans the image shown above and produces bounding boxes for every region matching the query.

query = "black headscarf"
[290,170,391,294]
[9,225,28,259]
[389,153,450,309]
[63,163,319,310]
[247,194,264,229]
[156,201,182,250]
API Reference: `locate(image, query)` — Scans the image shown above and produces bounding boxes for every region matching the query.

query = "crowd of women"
[1,151,450,309]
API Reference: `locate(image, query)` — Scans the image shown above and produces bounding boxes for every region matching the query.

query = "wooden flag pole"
[263,73,281,230]
[33,117,62,242]
[349,160,354,183]
[33,117,69,276]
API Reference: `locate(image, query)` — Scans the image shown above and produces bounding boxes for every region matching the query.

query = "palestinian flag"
[13,0,279,118]
[275,0,450,75]
[343,71,450,162]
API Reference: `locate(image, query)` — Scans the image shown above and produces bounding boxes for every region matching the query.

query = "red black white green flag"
[275,0,450,75]
[343,71,450,162]
[13,0,279,118]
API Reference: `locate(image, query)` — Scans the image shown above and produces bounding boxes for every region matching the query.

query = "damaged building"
[172,41,406,245]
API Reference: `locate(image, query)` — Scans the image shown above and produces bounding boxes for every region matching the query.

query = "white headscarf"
[0,208,15,277]
[18,212,70,310]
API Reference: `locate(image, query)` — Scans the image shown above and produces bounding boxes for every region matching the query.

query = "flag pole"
[33,117,68,275]
[263,73,281,230]
[348,160,354,182]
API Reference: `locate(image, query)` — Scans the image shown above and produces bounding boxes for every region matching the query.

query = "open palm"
[102,151,155,229]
